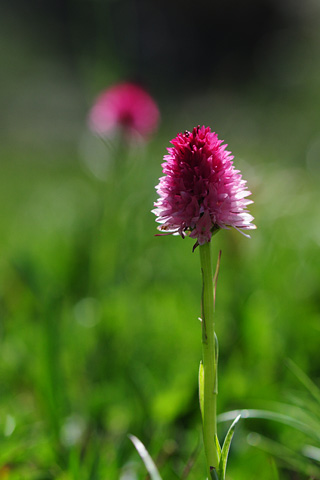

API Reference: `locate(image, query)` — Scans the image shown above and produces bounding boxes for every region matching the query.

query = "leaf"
[218,414,241,480]
[210,466,220,480]
[214,434,222,463]
[286,358,320,404]
[247,432,320,478]
[302,444,320,462]
[286,391,320,422]
[269,457,280,480]
[218,408,320,442]
[128,434,163,480]
[181,436,202,480]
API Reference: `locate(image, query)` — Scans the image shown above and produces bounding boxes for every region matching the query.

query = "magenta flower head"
[153,126,256,246]
[88,82,160,142]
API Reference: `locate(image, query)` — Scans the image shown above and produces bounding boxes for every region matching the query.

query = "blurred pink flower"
[88,82,160,142]
[153,126,256,245]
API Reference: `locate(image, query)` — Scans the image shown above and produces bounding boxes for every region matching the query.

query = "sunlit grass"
[1,63,320,479]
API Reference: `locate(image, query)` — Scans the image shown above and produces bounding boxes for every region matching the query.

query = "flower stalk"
[200,241,219,477]
[153,125,255,478]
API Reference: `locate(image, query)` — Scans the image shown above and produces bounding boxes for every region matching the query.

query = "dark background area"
[2,0,314,90]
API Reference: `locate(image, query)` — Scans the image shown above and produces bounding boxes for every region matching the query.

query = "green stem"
[199,241,219,477]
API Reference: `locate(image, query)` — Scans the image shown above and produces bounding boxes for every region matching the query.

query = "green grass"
[1,127,320,479]
[1,24,320,476]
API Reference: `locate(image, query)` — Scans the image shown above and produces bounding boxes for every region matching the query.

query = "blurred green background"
[1,0,320,479]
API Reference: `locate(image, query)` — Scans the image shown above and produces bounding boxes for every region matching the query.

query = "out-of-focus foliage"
[1,1,320,479]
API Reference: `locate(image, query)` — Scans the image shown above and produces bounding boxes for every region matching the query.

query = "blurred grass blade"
[218,414,241,480]
[181,436,202,480]
[247,432,320,478]
[286,392,320,422]
[286,358,320,404]
[218,409,320,442]
[129,434,163,480]
[302,444,320,462]
[269,457,280,480]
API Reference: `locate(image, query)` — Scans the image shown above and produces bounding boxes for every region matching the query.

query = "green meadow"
[1,4,320,479]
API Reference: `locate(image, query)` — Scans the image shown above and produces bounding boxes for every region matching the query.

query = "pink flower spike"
[152,126,256,245]
[88,82,160,143]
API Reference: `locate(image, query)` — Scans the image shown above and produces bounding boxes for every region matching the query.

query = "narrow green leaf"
[218,408,320,442]
[302,444,320,462]
[287,392,320,422]
[269,457,280,480]
[214,434,221,463]
[128,434,163,480]
[218,414,241,480]
[210,466,220,480]
[199,361,204,421]
[286,358,320,404]
[247,432,320,478]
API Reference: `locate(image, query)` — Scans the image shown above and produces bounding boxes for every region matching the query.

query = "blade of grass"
[129,435,162,480]
[218,414,241,480]
[286,359,320,404]
[218,409,320,442]
[247,432,320,478]
[269,457,280,480]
